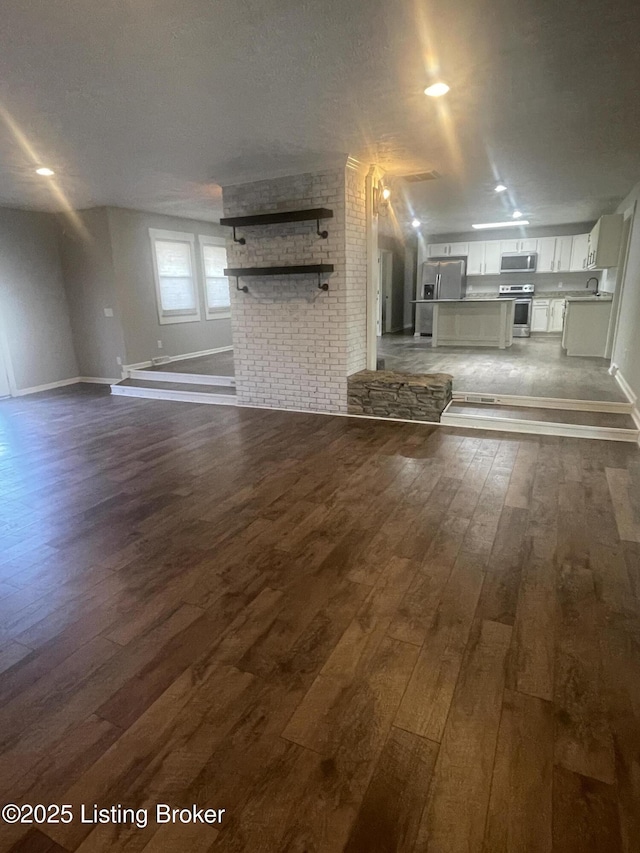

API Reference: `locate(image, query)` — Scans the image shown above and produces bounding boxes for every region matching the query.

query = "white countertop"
[412,298,506,304]
[565,295,613,303]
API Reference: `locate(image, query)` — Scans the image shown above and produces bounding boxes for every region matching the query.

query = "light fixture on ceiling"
[381,187,391,201]
[411,218,421,228]
[424,82,450,98]
[494,183,507,193]
[36,167,55,176]
[512,210,523,219]
[472,220,530,230]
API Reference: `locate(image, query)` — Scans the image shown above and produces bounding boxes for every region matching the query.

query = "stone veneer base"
[347,370,453,422]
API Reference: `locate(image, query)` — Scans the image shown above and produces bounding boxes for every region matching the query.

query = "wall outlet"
[157,340,163,349]
[104,307,114,317]
[116,356,122,366]
[558,281,563,289]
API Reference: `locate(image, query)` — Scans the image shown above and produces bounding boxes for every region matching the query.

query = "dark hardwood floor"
[0,385,639,852]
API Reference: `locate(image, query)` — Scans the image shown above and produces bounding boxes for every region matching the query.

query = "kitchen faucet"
[587,276,599,296]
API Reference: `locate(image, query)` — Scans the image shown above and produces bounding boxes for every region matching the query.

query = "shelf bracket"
[232,227,246,245]
[235,277,248,293]
[317,273,329,291]
[316,219,328,239]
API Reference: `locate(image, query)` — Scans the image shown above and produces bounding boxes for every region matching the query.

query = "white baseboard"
[611,366,640,440]
[110,384,237,406]
[14,376,82,396]
[452,391,633,415]
[123,346,233,374]
[79,376,121,385]
[612,366,638,406]
[441,409,639,443]
[13,375,125,396]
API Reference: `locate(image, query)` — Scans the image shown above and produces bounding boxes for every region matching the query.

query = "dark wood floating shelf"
[225,264,334,293]
[224,264,334,277]
[220,208,333,228]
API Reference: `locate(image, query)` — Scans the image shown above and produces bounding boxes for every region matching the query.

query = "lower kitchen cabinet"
[531,298,565,333]
[531,300,550,332]
[549,298,565,332]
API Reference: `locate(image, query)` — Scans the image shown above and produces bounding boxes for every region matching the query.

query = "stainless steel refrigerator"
[417,259,466,335]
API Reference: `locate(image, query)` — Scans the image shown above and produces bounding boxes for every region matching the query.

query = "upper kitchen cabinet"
[500,238,538,254]
[536,237,556,272]
[428,241,469,258]
[587,214,623,269]
[537,235,574,272]
[467,240,501,276]
[570,233,589,270]
[555,236,573,271]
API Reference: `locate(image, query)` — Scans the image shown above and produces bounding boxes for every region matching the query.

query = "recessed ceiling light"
[472,220,530,229]
[424,82,450,98]
[512,210,523,219]
[36,167,55,176]
[411,218,421,228]
[494,183,507,193]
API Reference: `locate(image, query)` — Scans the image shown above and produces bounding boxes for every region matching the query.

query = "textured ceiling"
[0,0,639,230]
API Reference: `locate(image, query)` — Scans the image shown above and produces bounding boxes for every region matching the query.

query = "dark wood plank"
[343,727,437,853]
[414,619,512,852]
[552,766,622,853]
[483,689,553,853]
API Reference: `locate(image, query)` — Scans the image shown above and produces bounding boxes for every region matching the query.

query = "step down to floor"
[442,399,639,443]
[111,378,237,406]
[128,369,235,387]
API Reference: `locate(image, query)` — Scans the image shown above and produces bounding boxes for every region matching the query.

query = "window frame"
[199,235,231,321]
[149,228,201,325]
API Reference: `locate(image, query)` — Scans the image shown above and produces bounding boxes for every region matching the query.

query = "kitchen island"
[562,296,613,357]
[413,299,515,349]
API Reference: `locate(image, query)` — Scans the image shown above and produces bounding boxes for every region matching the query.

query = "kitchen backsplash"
[466,271,601,297]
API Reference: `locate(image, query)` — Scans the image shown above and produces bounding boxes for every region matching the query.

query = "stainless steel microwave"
[500,252,537,273]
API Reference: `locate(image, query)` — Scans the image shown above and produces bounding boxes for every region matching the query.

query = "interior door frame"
[607,202,635,362]
[379,249,394,334]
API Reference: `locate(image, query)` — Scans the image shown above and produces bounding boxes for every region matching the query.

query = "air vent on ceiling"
[402,170,441,183]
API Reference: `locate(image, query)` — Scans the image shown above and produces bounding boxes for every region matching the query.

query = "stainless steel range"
[498,283,535,337]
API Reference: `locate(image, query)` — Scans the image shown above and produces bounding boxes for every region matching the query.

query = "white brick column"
[222,163,368,412]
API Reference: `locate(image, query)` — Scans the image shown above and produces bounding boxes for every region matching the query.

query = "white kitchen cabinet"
[587,214,623,269]
[484,241,502,274]
[537,236,574,273]
[466,242,485,275]
[500,238,538,254]
[536,237,557,273]
[448,241,469,256]
[570,234,589,271]
[549,298,566,332]
[531,298,565,332]
[428,241,469,258]
[466,241,501,275]
[554,236,573,272]
[531,300,550,332]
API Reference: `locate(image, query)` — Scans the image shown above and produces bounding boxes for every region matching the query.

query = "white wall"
[612,181,640,399]
[0,208,78,392]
